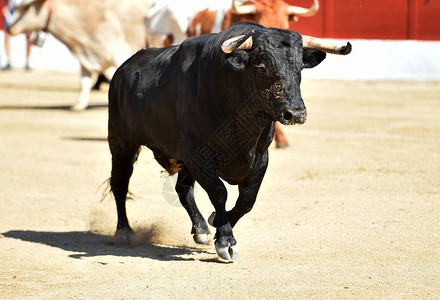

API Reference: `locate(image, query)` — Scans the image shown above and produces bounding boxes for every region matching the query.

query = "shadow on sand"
[0,82,81,93]
[0,104,107,111]
[2,230,219,262]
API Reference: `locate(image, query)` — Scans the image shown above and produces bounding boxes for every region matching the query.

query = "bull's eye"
[255,63,266,73]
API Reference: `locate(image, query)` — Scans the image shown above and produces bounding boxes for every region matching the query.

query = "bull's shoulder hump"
[122,46,179,67]
[175,34,218,70]
[115,46,179,80]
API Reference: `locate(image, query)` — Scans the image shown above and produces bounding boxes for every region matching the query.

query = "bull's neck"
[220,84,271,134]
[198,88,272,151]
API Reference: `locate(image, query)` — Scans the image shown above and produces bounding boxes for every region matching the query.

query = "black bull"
[108,23,351,260]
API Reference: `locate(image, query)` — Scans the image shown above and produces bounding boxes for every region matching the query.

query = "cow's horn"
[302,35,352,55]
[288,0,319,17]
[231,0,257,15]
[221,31,254,54]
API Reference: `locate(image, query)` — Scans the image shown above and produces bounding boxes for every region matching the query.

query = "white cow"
[145,0,232,47]
[7,0,152,110]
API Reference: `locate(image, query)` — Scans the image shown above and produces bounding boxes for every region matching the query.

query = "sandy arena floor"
[0,69,439,298]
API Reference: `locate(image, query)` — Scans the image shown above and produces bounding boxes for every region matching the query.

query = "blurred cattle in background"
[145,0,319,148]
[146,0,319,47]
[189,0,319,37]
[6,0,152,111]
[145,0,231,47]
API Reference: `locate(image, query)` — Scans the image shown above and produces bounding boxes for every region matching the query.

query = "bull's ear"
[303,49,326,69]
[226,50,249,71]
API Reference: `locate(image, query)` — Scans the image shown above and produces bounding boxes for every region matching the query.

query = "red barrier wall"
[0,1,6,31]
[3,1,439,40]
[288,0,440,40]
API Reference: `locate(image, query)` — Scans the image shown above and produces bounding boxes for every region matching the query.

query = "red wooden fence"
[288,0,440,40]
[2,1,440,40]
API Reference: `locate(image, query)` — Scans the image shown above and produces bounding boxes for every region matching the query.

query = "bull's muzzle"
[280,109,307,125]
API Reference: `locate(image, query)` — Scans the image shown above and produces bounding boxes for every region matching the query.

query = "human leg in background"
[2,30,11,70]
[25,33,31,70]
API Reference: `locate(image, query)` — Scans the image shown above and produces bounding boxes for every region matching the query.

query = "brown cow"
[224,0,319,29]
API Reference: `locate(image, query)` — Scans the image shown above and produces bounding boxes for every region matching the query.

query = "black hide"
[108,22,326,260]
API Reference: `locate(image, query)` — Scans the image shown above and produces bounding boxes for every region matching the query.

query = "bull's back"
[109,46,181,154]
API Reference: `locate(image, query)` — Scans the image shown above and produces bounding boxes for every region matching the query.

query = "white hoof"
[193,233,210,245]
[216,243,239,261]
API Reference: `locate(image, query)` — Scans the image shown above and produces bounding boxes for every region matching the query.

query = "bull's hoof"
[114,229,135,245]
[193,233,211,245]
[215,243,239,261]
[208,212,238,260]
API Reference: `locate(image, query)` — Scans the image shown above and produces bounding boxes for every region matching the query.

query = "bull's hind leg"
[175,168,211,245]
[109,137,140,245]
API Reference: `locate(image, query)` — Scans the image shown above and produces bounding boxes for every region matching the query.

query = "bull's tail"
[97,178,112,202]
[98,177,137,203]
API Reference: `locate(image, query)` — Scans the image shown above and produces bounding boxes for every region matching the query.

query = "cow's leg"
[109,137,140,245]
[188,162,237,260]
[175,168,211,245]
[212,151,268,229]
[274,122,289,148]
[71,67,97,111]
[103,66,116,81]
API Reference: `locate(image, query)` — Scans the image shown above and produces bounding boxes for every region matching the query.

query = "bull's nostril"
[282,110,294,122]
[280,109,307,125]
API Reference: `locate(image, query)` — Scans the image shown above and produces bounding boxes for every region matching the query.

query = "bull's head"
[6,0,51,36]
[221,28,351,125]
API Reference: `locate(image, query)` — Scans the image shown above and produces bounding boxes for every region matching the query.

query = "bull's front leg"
[209,151,268,229]
[187,159,238,260]
[71,66,97,111]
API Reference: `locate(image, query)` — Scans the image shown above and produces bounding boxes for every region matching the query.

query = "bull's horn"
[221,31,254,53]
[231,0,257,15]
[302,35,352,55]
[288,0,319,17]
